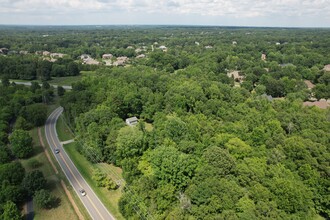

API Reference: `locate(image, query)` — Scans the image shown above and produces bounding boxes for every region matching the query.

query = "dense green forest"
[0,79,53,219]
[1,26,330,219]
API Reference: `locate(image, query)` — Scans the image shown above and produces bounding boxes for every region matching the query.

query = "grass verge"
[48,76,82,86]
[20,127,90,220]
[56,115,75,142]
[64,142,124,220]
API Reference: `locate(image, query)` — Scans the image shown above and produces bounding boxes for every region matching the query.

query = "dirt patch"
[60,180,85,220]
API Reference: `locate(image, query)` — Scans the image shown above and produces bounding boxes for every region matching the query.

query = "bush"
[34,189,57,209]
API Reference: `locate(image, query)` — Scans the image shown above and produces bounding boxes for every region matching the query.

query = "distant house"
[102,54,113,59]
[261,53,267,61]
[113,56,129,66]
[159,45,167,52]
[43,51,51,56]
[80,54,90,60]
[304,80,315,90]
[0,48,9,55]
[19,50,29,55]
[80,54,99,65]
[205,45,213,49]
[303,99,329,109]
[50,53,65,58]
[136,54,146,59]
[227,70,244,82]
[195,41,200,45]
[260,94,273,101]
[126,117,138,126]
[232,41,237,45]
[276,42,281,45]
[323,64,330,72]
[127,46,134,49]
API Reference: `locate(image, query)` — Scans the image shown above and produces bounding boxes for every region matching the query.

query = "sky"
[0,0,330,27]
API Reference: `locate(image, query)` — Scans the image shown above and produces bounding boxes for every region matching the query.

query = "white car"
[54,148,60,154]
[79,189,86,196]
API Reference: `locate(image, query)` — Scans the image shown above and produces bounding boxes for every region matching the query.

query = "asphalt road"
[45,107,115,220]
[11,81,72,90]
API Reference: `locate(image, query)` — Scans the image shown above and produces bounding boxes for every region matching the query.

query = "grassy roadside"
[56,115,75,141]
[20,127,90,220]
[64,142,124,220]
[56,105,124,219]
[48,76,82,86]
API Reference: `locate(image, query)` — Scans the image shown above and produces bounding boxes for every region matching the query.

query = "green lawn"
[48,76,82,86]
[64,142,124,220]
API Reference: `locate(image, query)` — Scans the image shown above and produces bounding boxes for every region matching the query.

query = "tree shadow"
[32,145,44,156]
[46,178,58,191]
[50,197,61,209]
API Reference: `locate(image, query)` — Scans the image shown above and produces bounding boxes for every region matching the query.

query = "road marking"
[47,108,106,220]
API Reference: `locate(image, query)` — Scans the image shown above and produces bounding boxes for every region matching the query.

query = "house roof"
[323,64,330,72]
[260,94,273,101]
[304,80,315,89]
[303,100,329,109]
[126,117,138,125]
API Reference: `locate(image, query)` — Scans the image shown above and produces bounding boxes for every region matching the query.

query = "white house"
[126,117,138,126]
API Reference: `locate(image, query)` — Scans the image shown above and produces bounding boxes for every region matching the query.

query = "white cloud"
[0,0,329,26]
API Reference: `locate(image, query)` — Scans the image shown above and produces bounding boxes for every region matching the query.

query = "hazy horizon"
[0,0,329,28]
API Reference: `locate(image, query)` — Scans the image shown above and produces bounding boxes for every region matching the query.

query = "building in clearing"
[136,54,146,59]
[303,99,329,109]
[126,117,138,126]
[323,64,330,72]
[102,54,113,59]
[304,80,315,90]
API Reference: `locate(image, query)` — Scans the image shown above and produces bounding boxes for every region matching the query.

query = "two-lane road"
[45,107,115,220]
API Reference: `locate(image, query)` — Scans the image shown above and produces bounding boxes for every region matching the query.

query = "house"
[227,70,244,82]
[261,53,267,61]
[43,51,51,56]
[136,54,145,59]
[304,80,315,90]
[205,45,213,49]
[276,42,281,45]
[80,54,99,65]
[80,54,90,60]
[159,45,167,52]
[260,94,273,101]
[126,117,138,126]
[323,64,330,72]
[195,41,200,45]
[19,50,29,55]
[0,48,9,55]
[50,53,65,58]
[303,99,329,109]
[84,59,100,65]
[113,56,129,66]
[232,41,237,45]
[102,54,113,59]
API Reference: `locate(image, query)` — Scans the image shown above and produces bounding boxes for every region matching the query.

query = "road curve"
[45,107,115,220]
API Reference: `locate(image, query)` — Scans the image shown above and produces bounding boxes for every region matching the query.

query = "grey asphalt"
[45,107,115,220]
[11,81,72,90]
[26,199,34,220]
